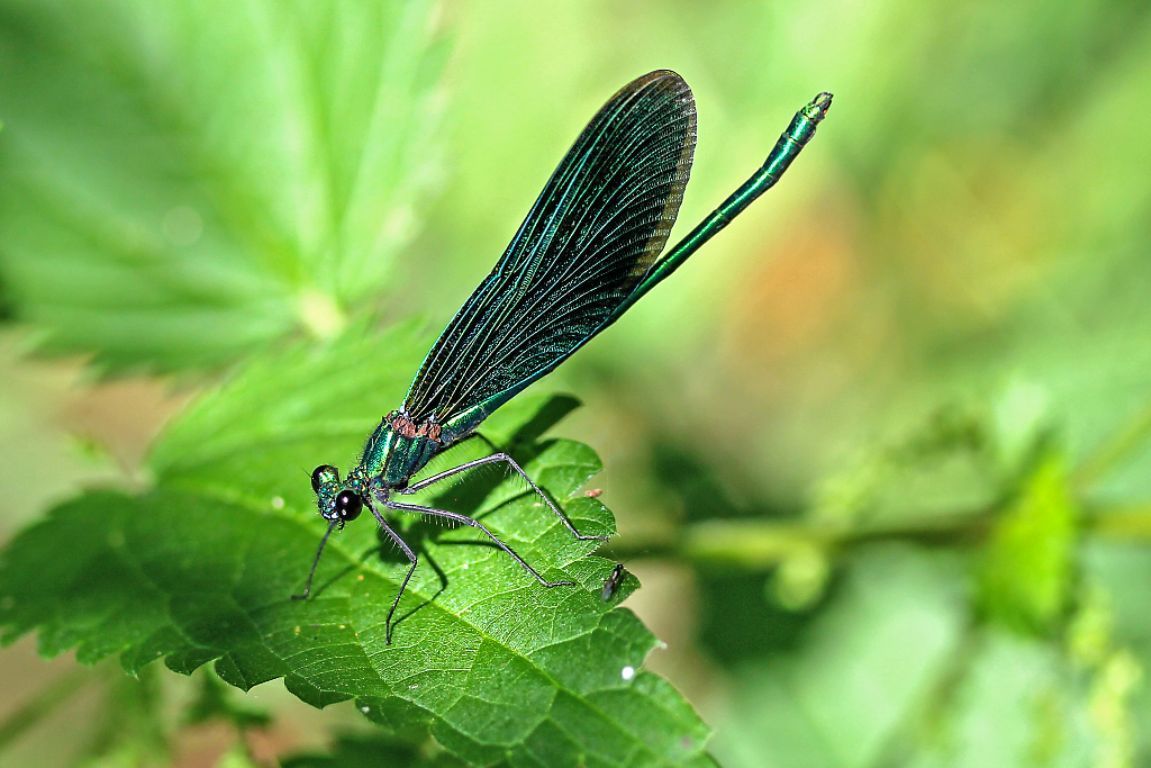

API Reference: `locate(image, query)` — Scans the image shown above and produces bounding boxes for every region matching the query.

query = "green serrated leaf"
[0,323,712,766]
[977,448,1079,635]
[0,0,446,372]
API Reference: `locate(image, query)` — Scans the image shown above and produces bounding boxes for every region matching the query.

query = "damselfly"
[298,70,831,642]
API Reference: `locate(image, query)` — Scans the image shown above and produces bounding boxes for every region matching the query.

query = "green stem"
[1082,502,1151,539]
[605,502,1151,569]
[870,616,983,767]
[604,509,992,565]
[0,667,92,752]
[1075,400,1151,488]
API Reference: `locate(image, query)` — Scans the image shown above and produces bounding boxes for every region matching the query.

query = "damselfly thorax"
[359,409,446,490]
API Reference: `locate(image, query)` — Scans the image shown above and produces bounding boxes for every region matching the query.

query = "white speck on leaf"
[621,665,636,681]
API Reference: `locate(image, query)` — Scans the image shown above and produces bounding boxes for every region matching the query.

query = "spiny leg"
[398,452,608,541]
[365,502,419,645]
[385,498,575,588]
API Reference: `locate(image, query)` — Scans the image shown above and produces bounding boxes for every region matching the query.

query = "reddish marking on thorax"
[390,411,443,442]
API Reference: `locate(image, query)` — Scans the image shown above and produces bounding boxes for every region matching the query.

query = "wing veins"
[403,71,696,425]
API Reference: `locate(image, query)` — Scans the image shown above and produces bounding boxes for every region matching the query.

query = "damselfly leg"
[397,452,609,541]
[364,501,419,645]
[292,519,339,601]
[384,497,576,591]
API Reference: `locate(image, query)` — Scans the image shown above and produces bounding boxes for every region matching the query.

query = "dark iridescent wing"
[403,70,696,430]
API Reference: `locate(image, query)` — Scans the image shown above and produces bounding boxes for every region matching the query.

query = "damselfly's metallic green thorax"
[293,70,832,644]
[357,410,445,491]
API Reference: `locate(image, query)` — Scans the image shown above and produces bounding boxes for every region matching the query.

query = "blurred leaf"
[1085,650,1142,768]
[281,732,465,768]
[215,744,264,768]
[907,597,1144,768]
[1082,543,1151,758]
[906,631,1090,768]
[79,666,171,768]
[810,400,995,529]
[0,323,713,766]
[810,381,1058,532]
[977,448,1078,635]
[989,379,1052,484]
[710,547,966,768]
[0,0,446,372]
[184,670,271,731]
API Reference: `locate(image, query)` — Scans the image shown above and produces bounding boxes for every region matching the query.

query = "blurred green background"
[2,0,1150,765]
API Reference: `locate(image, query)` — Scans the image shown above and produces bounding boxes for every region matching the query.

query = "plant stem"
[605,502,1151,568]
[1083,502,1151,539]
[0,667,91,752]
[1075,399,1151,488]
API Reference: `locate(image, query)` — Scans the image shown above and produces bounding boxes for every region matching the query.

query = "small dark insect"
[295,70,832,643]
[601,563,628,601]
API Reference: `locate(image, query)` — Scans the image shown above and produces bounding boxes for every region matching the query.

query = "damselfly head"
[310,464,362,524]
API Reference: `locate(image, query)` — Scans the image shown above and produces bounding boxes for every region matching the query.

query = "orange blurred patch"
[723,199,858,370]
[56,367,191,477]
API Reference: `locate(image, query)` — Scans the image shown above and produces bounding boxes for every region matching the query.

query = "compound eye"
[335,490,362,521]
[311,465,337,493]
